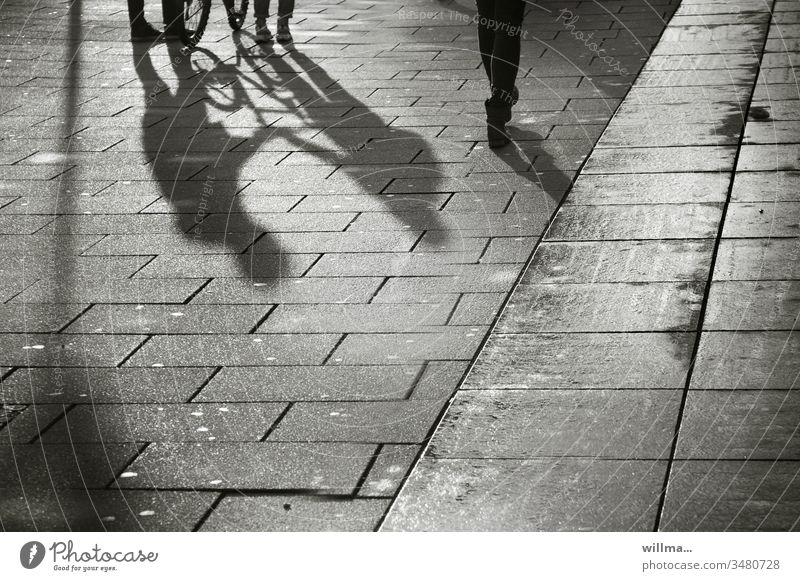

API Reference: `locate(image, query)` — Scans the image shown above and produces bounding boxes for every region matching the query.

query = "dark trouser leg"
[163,0,185,35]
[475,0,495,85]
[477,0,526,105]
[278,0,295,19]
[254,0,268,19]
[258,0,294,18]
[127,0,146,27]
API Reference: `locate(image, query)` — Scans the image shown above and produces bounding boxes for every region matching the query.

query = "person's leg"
[475,0,495,86]
[276,0,295,42]
[487,0,525,106]
[128,0,162,39]
[254,0,269,19]
[162,0,185,38]
[254,0,273,40]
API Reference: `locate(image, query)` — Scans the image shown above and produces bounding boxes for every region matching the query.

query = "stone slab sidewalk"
[384,0,800,532]
[3,0,795,532]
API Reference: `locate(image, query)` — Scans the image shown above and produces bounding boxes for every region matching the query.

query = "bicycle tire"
[223,0,249,31]
[181,0,212,49]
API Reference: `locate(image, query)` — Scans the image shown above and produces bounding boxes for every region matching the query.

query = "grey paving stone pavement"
[2,0,797,532]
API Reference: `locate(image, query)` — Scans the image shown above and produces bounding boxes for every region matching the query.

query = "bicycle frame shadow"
[232,34,453,250]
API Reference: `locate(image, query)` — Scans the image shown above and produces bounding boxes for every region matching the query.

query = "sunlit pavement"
[1,0,798,531]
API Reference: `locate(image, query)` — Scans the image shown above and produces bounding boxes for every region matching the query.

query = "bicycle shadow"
[233,36,452,249]
[132,42,285,282]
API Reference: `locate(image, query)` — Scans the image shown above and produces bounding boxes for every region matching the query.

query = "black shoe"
[131,21,163,42]
[486,101,512,149]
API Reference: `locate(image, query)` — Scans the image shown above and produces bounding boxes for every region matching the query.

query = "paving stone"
[0,443,141,490]
[0,489,218,532]
[80,233,256,255]
[1,255,152,280]
[382,458,666,531]
[0,234,103,255]
[499,282,704,333]
[0,367,214,404]
[268,401,441,444]
[691,331,800,391]
[676,391,800,460]
[722,202,800,238]
[566,172,730,205]
[704,281,800,330]
[0,404,64,443]
[527,240,713,283]
[547,203,722,241]
[731,171,800,202]
[307,251,485,278]
[0,214,53,234]
[737,144,800,171]
[447,293,506,326]
[117,442,375,493]
[0,334,147,367]
[13,278,206,304]
[0,304,87,333]
[714,239,800,280]
[41,403,288,443]
[349,211,550,238]
[330,328,487,364]
[744,120,800,144]
[196,365,420,402]
[359,445,421,498]
[65,304,273,334]
[193,212,355,234]
[429,390,680,460]
[257,302,454,334]
[123,334,340,367]
[375,269,522,299]
[661,461,800,531]
[464,332,695,391]
[190,277,383,304]
[597,122,741,147]
[200,496,390,532]
[252,230,423,253]
[135,253,318,279]
[0,194,159,215]
[582,146,737,173]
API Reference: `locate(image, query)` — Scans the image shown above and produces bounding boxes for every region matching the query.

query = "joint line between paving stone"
[126,255,158,279]
[187,366,224,403]
[653,0,779,533]
[116,335,152,367]
[260,403,294,442]
[192,493,226,532]
[26,403,75,444]
[55,303,94,333]
[182,278,214,304]
[248,305,278,334]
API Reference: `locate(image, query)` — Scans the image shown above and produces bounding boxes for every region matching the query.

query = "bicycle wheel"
[182,0,212,48]
[223,0,249,31]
